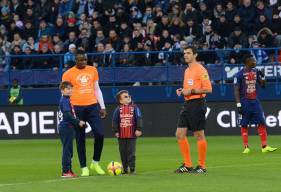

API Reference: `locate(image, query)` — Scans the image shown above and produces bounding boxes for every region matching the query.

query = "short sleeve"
[62,70,71,82]
[234,71,242,86]
[199,67,212,90]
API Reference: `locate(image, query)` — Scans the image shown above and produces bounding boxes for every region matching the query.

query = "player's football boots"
[174,164,194,173]
[242,147,251,154]
[194,165,207,173]
[262,146,277,153]
[61,170,77,178]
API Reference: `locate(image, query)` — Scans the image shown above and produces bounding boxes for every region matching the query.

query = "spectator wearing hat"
[197,2,213,24]
[0,6,11,28]
[65,15,79,36]
[130,6,143,23]
[228,27,248,48]
[257,28,274,48]
[64,43,76,69]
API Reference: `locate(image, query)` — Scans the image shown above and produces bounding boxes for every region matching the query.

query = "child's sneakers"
[90,162,105,175]
[61,170,77,178]
[81,167,90,177]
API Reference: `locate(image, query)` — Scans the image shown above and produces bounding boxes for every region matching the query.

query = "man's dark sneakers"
[174,164,194,173]
[194,165,207,173]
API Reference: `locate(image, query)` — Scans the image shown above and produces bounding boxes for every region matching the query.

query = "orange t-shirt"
[62,66,99,106]
[183,62,212,101]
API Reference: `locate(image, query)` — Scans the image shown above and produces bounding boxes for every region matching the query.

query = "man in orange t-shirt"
[174,46,212,174]
[62,50,106,176]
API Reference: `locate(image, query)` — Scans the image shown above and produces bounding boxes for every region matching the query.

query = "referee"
[175,46,212,174]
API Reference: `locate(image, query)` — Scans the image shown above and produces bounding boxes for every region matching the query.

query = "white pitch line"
[0,162,276,188]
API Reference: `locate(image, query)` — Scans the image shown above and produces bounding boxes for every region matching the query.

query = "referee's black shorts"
[177,98,207,131]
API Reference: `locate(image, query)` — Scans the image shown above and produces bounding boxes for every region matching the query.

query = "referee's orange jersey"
[183,62,212,101]
[62,66,99,106]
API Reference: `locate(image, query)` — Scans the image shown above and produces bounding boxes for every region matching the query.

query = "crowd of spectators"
[0,0,281,71]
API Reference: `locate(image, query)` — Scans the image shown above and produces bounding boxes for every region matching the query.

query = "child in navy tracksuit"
[112,90,143,174]
[58,81,85,177]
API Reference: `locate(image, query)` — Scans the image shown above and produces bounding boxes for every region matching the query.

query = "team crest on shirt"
[76,73,92,86]
[188,79,193,85]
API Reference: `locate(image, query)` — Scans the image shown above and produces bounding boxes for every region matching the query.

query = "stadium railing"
[1,47,280,94]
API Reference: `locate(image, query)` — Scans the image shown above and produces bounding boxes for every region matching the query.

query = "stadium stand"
[0,0,281,86]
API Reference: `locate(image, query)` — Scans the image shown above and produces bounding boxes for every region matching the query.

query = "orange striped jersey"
[183,62,212,101]
[62,66,99,106]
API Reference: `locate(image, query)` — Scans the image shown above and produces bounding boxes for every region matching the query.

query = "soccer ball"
[107,161,123,176]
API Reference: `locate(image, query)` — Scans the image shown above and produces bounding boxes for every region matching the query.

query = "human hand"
[236,103,243,115]
[79,121,86,128]
[100,109,107,119]
[135,130,142,137]
[181,89,191,96]
[115,132,119,138]
[176,88,182,96]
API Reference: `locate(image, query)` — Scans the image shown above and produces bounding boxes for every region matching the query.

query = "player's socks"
[81,167,90,177]
[90,161,105,175]
[257,124,267,147]
[197,139,207,169]
[178,137,192,167]
[241,127,249,148]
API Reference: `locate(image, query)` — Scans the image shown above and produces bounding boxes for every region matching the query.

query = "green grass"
[0,136,280,192]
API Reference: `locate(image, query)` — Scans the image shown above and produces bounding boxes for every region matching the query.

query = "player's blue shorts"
[240,99,265,126]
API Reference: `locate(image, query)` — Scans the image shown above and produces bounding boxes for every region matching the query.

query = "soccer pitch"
[0,136,280,192]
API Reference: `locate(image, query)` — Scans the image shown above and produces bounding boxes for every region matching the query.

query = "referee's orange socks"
[178,137,192,167]
[197,139,207,168]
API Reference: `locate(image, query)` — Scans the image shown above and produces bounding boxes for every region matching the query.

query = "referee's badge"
[202,74,209,80]
[188,79,193,85]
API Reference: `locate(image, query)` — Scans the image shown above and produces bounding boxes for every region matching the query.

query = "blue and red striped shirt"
[112,104,142,139]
